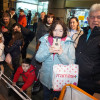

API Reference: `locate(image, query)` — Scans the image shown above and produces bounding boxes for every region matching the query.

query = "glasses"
[90,16,100,19]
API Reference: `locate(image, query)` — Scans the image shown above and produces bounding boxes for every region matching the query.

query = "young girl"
[35,20,75,100]
[5,31,24,75]
[0,33,5,77]
[67,17,83,48]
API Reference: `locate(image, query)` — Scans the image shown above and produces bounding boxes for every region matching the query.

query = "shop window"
[66,9,89,27]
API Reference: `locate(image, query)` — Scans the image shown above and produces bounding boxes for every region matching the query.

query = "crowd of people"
[0,3,100,100]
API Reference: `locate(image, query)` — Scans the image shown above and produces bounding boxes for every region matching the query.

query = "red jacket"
[13,65,37,90]
[18,15,27,27]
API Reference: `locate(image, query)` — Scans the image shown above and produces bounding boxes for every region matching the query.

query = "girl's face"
[53,24,63,37]
[70,18,79,30]
[47,17,53,24]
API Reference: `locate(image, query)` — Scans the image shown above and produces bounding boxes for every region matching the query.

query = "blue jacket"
[35,34,75,89]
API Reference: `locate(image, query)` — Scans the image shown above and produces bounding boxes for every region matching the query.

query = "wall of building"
[2,0,16,11]
[3,0,9,11]
[0,0,3,11]
[48,0,66,22]
[48,0,100,23]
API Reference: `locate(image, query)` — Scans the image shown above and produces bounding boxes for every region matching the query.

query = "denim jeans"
[43,85,60,100]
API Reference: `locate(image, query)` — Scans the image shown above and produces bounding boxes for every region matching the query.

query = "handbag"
[32,70,43,94]
[52,64,79,91]
[5,53,12,64]
[32,80,42,94]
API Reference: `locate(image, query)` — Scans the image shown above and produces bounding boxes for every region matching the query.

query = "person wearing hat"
[18,9,27,27]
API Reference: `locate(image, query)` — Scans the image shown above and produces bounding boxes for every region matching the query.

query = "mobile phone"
[52,37,61,50]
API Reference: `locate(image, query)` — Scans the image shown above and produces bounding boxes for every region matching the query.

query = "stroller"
[58,84,98,100]
[0,71,32,100]
[31,52,43,94]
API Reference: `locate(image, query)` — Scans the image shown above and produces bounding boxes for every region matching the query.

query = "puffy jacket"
[13,65,37,90]
[35,34,75,89]
[18,15,27,27]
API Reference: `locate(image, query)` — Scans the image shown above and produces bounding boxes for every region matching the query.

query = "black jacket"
[12,13,18,22]
[21,25,35,43]
[76,26,100,93]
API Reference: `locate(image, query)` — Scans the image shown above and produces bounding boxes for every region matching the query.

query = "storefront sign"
[78,16,84,20]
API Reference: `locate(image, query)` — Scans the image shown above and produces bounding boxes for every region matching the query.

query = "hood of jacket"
[39,34,74,44]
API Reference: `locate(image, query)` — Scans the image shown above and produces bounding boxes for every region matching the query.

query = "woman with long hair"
[36,13,55,51]
[5,31,24,74]
[67,17,83,48]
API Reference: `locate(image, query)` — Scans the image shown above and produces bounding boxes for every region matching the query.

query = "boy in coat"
[12,58,37,98]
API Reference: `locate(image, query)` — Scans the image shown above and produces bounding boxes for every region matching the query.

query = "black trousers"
[33,22,37,33]
[12,55,20,74]
[21,41,30,59]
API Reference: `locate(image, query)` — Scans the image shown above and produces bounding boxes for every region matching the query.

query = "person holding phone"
[35,20,75,100]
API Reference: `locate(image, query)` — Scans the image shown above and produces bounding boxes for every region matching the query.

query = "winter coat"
[67,28,83,48]
[13,65,37,90]
[0,19,16,46]
[11,13,18,22]
[27,13,32,20]
[18,15,27,27]
[21,25,35,43]
[76,26,100,93]
[36,23,51,42]
[35,34,75,89]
